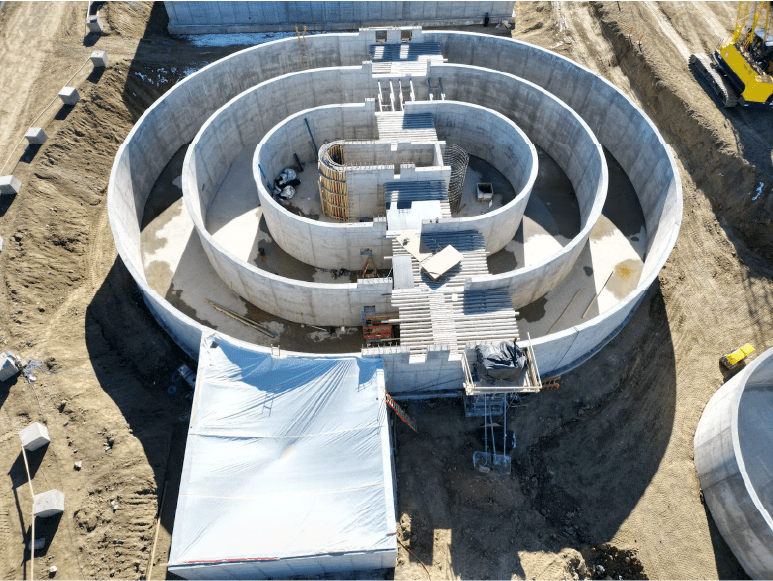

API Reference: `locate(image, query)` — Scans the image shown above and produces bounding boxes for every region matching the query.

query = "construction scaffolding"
[318,142,350,221]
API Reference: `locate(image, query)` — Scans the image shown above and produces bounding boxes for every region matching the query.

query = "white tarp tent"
[168,334,397,579]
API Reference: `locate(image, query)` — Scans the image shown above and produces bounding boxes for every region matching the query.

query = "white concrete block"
[87,15,103,33]
[58,86,80,106]
[90,50,108,68]
[19,422,50,451]
[33,489,64,518]
[0,175,21,195]
[24,127,47,145]
[0,351,20,381]
[0,236,3,252]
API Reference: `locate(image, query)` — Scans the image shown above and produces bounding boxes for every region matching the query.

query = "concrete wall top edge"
[109,28,680,371]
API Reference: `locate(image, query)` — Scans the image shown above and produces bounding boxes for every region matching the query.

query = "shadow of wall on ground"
[80,4,294,578]
[392,285,684,579]
[84,256,192,552]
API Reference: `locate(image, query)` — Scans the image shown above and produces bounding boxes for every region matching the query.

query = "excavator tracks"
[689,52,739,108]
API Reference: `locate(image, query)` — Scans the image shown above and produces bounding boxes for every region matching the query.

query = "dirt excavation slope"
[591,2,773,259]
[0,1,771,580]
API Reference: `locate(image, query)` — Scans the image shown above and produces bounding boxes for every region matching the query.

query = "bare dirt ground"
[0,2,771,580]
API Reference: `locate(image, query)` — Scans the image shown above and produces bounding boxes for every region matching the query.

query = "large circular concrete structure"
[108,27,682,395]
[694,347,773,579]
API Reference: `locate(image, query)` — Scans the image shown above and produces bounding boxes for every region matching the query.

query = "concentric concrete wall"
[253,100,538,264]
[181,59,603,325]
[108,31,681,387]
[694,348,773,579]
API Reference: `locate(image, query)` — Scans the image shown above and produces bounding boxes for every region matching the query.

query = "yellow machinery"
[721,343,755,370]
[690,1,773,107]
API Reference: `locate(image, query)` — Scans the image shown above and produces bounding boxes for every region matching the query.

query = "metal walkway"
[384,180,451,218]
[391,230,489,289]
[369,42,444,76]
[376,112,437,142]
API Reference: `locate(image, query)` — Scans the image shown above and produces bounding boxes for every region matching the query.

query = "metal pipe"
[304,117,319,158]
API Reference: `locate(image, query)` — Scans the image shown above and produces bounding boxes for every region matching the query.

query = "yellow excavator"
[721,343,755,371]
[690,1,773,107]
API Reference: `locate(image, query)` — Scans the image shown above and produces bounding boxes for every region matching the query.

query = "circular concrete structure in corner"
[694,347,773,579]
[108,28,682,394]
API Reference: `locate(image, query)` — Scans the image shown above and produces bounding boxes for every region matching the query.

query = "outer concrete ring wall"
[108,31,680,384]
[694,348,773,580]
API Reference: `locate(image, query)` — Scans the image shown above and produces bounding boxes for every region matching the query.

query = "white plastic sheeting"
[168,334,397,579]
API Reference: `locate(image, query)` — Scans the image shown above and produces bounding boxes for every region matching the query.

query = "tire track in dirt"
[88,202,113,291]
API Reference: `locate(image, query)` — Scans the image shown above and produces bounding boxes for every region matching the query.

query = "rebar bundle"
[443,144,469,214]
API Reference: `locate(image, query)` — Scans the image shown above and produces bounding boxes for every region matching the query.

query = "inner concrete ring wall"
[694,347,773,579]
[108,32,680,384]
[256,102,389,270]
[253,100,537,269]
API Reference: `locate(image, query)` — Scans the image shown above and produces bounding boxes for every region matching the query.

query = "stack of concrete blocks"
[19,422,51,451]
[33,490,65,518]
[24,127,47,145]
[0,351,21,381]
[0,175,21,195]
[90,50,108,68]
[58,87,80,106]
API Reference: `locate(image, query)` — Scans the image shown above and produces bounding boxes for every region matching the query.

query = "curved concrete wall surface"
[424,32,681,376]
[108,31,680,383]
[165,2,514,34]
[694,348,773,580]
[183,58,603,326]
[253,100,537,266]
[416,65,608,307]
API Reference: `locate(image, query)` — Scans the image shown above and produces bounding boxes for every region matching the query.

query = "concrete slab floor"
[140,145,363,353]
[488,146,579,274]
[515,148,647,339]
[205,146,360,283]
